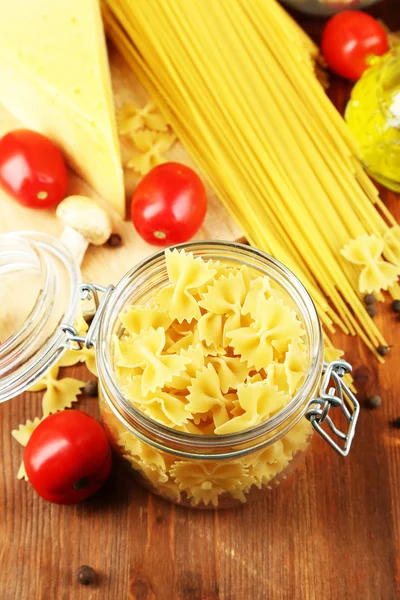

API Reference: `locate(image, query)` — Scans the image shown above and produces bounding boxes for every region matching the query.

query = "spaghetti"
[103,0,400,359]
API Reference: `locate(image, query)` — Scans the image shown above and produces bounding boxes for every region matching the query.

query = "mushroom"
[56,195,112,265]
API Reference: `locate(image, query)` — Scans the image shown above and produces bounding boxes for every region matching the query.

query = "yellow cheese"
[0,0,125,216]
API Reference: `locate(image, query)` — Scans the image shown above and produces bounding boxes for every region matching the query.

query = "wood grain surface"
[1,3,400,599]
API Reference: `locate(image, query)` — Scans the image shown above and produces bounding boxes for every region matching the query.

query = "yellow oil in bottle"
[345,47,400,192]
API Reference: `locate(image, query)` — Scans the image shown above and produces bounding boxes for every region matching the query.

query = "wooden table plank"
[1,3,400,599]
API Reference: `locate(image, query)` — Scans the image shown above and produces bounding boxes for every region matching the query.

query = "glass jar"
[0,235,359,509]
[345,48,400,193]
[0,231,80,401]
[280,0,379,17]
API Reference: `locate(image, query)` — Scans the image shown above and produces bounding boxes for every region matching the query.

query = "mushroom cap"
[56,195,112,245]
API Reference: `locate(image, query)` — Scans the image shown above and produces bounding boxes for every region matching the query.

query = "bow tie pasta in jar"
[95,242,358,509]
[0,235,358,509]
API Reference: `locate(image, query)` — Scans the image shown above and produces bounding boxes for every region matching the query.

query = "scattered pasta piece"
[58,314,97,375]
[341,234,400,294]
[12,417,42,446]
[127,130,176,175]
[17,462,28,481]
[117,102,169,135]
[12,418,43,481]
[29,365,85,416]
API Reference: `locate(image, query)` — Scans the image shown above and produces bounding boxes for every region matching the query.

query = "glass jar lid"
[0,231,80,402]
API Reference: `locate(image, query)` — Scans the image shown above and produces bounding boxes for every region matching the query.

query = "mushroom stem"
[59,226,89,266]
[56,195,112,266]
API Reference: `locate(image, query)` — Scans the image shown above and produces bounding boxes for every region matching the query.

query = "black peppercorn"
[392,300,400,314]
[392,417,400,429]
[377,345,389,357]
[84,380,98,397]
[76,565,96,586]
[363,293,376,306]
[365,395,382,409]
[107,233,122,247]
[366,304,377,317]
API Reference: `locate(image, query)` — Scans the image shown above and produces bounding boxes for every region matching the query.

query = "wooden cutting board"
[0,43,242,288]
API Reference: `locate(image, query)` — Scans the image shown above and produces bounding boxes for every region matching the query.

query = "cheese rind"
[0,0,125,216]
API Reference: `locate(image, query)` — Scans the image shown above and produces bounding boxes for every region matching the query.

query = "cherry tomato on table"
[321,11,389,81]
[0,129,68,208]
[131,162,207,246]
[24,411,112,504]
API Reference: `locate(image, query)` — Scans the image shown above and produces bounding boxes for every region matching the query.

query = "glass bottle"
[346,47,400,193]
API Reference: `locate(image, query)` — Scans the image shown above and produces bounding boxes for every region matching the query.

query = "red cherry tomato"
[131,162,207,246]
[0,129,68,208]
[24,411,112,505]
[321,11,389,80]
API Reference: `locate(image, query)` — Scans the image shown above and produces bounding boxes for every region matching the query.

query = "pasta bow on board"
[127,130,176,175]
[117,101,169,135]
[341,234,400,294]
[115,327,191,395]
[154,249,217,322]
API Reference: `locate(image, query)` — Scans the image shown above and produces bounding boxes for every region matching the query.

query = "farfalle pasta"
[117,102,169,135]
[28,365,84,416]
[127,130,176,175]
[108,248,313,507]
[341,234,400,294]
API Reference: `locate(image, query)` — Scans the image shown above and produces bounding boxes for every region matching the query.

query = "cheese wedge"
[0,0,125,216]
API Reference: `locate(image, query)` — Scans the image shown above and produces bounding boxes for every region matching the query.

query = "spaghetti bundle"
[103,0,400,360]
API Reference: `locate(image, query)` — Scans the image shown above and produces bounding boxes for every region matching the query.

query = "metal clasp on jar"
[60,283,114,349]
[306,360,360,457]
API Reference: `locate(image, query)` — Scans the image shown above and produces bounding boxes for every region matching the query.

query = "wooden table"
[1,3,400,599]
